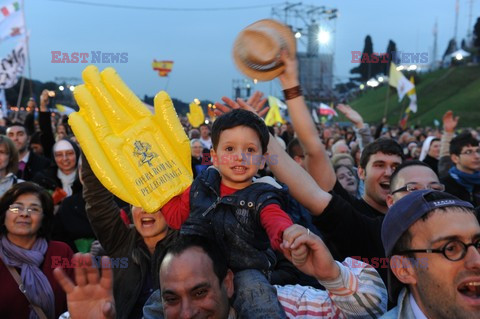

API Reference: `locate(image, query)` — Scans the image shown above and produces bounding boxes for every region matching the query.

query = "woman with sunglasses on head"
[0,182,73,319]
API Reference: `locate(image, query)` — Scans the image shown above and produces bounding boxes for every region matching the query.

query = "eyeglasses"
[460,149,480,156]
[395,239,480,261]
[391,182,445,195]
[54,150,75,158]
[8,205,43,215]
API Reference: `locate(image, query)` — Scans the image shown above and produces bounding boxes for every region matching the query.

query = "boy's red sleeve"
[160,186,191,229]
[260,204,293,251]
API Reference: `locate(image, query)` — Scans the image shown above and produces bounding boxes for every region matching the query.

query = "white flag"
[0,37,26,88]
[0,3,24,41]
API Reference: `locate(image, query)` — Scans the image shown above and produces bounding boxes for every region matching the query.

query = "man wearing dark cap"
[381,190,480,318]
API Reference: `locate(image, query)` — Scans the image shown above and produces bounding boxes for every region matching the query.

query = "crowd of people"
[0,51,479,319]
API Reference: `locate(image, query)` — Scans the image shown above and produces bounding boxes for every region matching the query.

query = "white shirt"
[200,137,212,150]
[20,151,30,163]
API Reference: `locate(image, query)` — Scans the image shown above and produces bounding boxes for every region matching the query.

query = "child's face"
[211,126,264,189]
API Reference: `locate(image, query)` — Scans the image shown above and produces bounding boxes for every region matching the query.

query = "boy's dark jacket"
[181,167,289,272]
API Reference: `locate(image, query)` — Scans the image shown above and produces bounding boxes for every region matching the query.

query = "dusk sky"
[2,0,479,103]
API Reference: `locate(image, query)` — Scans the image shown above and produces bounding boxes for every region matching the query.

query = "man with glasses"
[441,131,480,206]
[387,160,445,207]
[381,190,480,319]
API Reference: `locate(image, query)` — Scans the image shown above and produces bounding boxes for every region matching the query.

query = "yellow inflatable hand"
[69,65,193,213]
[187,102,205,128]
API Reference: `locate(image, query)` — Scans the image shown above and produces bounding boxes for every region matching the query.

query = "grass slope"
[349,65,480,128]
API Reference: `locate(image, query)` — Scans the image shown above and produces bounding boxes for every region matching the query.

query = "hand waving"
[54,254,116,319]
[69,66,193,213]
[214,91,269,117]
[442,110,459,133]
[336,104,364,128]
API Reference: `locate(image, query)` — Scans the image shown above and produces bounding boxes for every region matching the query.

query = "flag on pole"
[0,1,20,21]
[0,1,24,41]
[265,96,285,126]
[152,60,173,77]
[407,76,417,113]
[0,36,26,88]
[399,108,410,129]
[318,103,338,116]
[388,62,414,101]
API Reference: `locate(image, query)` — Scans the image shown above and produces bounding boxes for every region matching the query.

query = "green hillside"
[348,65,480,128]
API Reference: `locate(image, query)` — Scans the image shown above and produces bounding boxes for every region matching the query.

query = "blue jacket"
[181,167,288,272]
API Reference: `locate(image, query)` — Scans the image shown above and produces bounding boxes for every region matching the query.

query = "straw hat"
[233,19,296,81]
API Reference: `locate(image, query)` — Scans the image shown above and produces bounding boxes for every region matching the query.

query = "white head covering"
[53,139,74,152]
[419,136,436,161]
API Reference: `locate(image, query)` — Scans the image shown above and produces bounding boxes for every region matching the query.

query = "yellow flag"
[265,96,284,126]
[389,63,414,101]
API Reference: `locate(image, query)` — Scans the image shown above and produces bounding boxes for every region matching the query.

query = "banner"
[0,37,26,88]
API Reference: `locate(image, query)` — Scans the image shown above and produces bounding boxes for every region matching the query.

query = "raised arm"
[267,132,332,215]
[81,154,135,257]
[336,104,373,150]
[278,52,336,191]
[438,110,458,178]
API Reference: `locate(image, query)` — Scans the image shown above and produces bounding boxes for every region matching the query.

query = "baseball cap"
[382,189,474,301]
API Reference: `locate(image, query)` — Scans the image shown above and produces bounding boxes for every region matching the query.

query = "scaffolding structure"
[272,2,338,103]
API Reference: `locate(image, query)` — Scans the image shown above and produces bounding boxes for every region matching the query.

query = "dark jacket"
[422,154,439,175]
[82,155,177,319]
[181,167,288,272]
[52,193,96,252]
[33,166,83,196]
[17,151,51,181]
[38,111,56,160]
[441,174,480,207]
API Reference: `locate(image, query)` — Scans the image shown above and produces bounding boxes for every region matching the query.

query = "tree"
[350,35,374,81]
[383,40,399,75]
[442,38,457,60]
[474,17,480,48]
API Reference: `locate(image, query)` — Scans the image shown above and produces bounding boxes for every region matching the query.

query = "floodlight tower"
[272,2,338,103]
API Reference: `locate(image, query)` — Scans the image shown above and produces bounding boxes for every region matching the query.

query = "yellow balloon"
[69,65,193,213]
[187,102,205,128]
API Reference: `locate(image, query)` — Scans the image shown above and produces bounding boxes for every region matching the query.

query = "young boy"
[161,109,297,318]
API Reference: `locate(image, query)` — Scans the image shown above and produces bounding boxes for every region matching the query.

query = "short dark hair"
[211,109,269,154]
[199,123,210,130]
[161,235,228,285]
[287,138,304,159]
[359,138,404,169]
[6,122,29,136]
[0,182,54,239]
[450,131,479,155]
[389,160,432,192]
[392,191,475,256]
[0,135,19,175]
